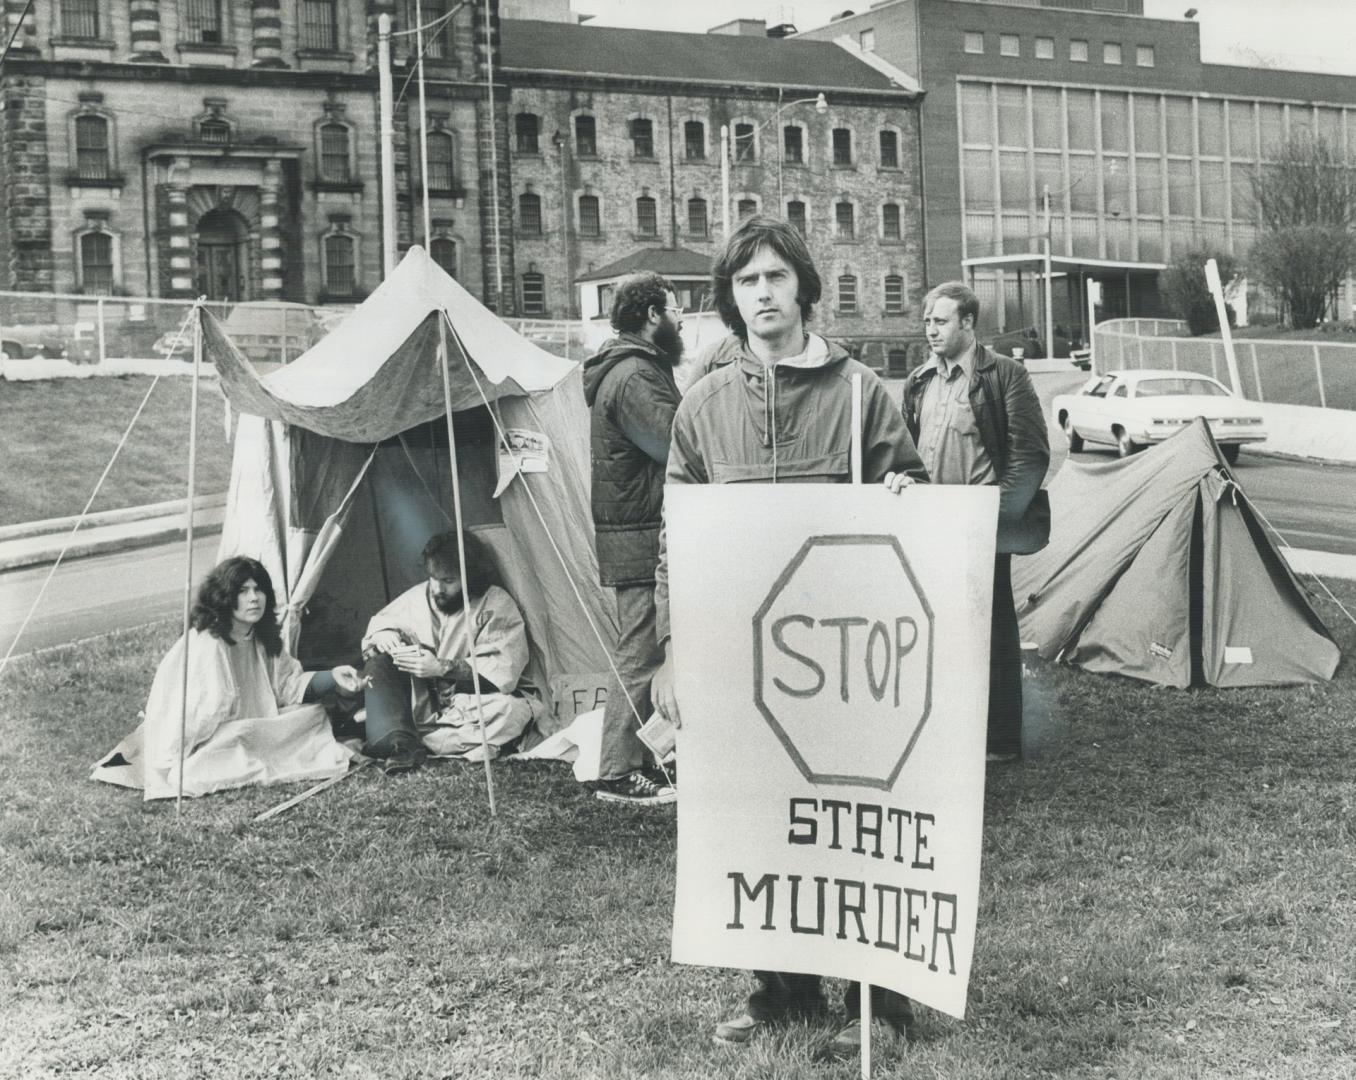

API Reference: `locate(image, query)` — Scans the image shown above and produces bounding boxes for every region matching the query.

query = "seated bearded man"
[361,529,542,773]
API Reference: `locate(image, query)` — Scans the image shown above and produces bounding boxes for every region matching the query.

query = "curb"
[0,512,225,573]
[0,493,227,544]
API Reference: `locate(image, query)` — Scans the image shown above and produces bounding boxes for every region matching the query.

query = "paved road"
[2,370,1352,657]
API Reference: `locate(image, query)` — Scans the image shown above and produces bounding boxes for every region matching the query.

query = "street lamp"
[720,92,828,239]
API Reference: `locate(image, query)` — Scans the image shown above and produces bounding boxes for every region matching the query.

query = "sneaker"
[828,1016,908,1057]
[594,770,676,806]
[713,1012,763,1046]
[367,732,427,775]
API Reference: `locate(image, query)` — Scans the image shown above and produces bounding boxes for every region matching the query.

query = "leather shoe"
[712,1012,763,1046]
[367,732,427,775]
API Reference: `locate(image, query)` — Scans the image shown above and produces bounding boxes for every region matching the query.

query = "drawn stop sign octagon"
[752,535,935,790]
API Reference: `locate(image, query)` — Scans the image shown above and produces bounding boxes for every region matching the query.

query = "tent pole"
[176,300,206,818]
[437,313,498,816]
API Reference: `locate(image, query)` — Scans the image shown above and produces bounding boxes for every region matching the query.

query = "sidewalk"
[0,495,226,573]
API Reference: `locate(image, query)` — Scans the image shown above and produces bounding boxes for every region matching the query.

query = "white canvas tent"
[206,246,618,738]
[1013,418,1340,687]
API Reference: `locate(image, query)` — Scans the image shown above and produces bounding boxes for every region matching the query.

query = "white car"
[1053,369,1267,463]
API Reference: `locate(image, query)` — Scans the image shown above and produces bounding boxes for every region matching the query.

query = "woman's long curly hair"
[190,556,282,656]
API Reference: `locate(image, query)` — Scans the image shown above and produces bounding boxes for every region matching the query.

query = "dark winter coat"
[901,343,1051,555]
[582,333,681,587]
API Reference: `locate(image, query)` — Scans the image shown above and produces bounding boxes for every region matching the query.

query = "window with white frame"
[183,0,224,44]
[61,0,101,38]
[884,274,905,315]
[859,28,875,52]
[630,117,655,159]
[684,120,706,161]
[688,196,708,237]
[421,0,457,60]
[521,272,545,315]
[832,127,852,166]
[879,128,899,169]
[1000,34,1019,57]
[786,199,807,235]
[1070,39,1088,62]
[425,130,455,190]
[837,274,857,313]
[963,31,983,54]
[1136,45,1155,67]
[1035,36,1054,59]
[575,114,597,157]
[1104,42,1122,65]
[734,122,757,163]
[783,124,804,165]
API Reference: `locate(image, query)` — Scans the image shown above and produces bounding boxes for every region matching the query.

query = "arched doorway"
[195,207,250,301]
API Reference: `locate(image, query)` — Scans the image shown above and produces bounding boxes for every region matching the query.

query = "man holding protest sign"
[652,215,931,1055]
[582,271,683,806]
[903,283,1051,762]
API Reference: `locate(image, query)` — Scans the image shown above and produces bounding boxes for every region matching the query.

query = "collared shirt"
[916,343,996,486]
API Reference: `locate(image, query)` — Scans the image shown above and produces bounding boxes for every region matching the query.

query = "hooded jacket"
[582,332,681,587]
[901,343,1051,555]
[654,333,929,642]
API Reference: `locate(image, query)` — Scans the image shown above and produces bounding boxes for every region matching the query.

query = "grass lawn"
[0,377,233,526]
[1,583,1354,1079]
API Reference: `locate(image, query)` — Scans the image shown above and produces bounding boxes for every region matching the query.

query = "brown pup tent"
[1012,418,1340,687]
[204,246,618,738]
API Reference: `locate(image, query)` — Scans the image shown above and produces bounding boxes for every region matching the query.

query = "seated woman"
[93,556,362,800]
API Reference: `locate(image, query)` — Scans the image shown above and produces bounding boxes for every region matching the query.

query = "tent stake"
[437,313,498,817]
[177,299,207,819]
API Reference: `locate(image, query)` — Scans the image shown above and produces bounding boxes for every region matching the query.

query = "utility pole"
[378,14,397,275]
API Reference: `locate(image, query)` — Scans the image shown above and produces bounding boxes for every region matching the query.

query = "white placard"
[667,485,997,1019]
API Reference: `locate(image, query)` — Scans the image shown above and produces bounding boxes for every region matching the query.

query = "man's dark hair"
[924,281,981,325]
[712,215,821,338]
[191,556,283,656]
[422,529,500,596]
[610,271,676,334]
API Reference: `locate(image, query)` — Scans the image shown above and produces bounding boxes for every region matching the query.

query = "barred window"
[832,127,852,166]
[75,115,110,180]
[426,131,454,190]
[636,195,658,237]
[430,236,457,277]
[199,119,230,143]
[837,274,858,314]
[515,112,539,154]
[422,0,457,59]
[61,0,100,38]
[324,234,355,295]
[882,202,901,240]
[630,118,654,159]
[575,114,596,157]
[835,201,855,239]
[684,121,705,161]
[521,272,546,315]
[737,197,757,221]
[183,0,223,44]
[783,125,803,165]
[80,232,114,293]
[879,129,899,169]
[319,123,351,183]
[687,197,708,237]
[300,0,338,50]
[786,200,807,235]
[518,192,542,234]
[578,194,600,236]
[734,122,756,163]
[884,274,905,314]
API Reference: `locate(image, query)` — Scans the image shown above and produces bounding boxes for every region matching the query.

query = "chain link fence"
[1093,318,1356,411]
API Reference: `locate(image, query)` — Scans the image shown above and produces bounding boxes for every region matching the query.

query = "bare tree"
[1249,135,1356,328]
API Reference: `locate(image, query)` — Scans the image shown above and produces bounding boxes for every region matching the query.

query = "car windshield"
[1133,377,1230,398]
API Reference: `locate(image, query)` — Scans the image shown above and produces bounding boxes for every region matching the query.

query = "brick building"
[1,1,926,343]
[798,0,1356,341]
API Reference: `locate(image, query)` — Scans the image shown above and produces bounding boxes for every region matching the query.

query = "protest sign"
[668,484,997,1019]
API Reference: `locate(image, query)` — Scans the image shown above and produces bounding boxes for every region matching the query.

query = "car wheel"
[1115,428,1139,458]
[1061,414,1084,453]
[1221,443,1241,465]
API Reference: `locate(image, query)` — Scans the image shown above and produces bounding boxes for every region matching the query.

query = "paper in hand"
[637,712,677,762]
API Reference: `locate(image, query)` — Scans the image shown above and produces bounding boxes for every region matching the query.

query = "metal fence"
[1092,318,1356,411]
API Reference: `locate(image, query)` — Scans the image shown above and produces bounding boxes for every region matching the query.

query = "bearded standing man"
[582,272,683,806]
[902,282,1051,763]
[651,216,930,1056]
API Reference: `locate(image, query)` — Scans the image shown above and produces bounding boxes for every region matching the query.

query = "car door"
[1073,374,1116,445]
